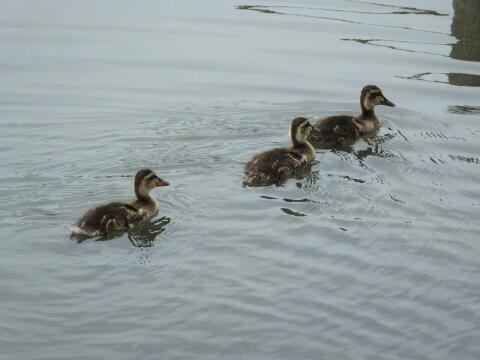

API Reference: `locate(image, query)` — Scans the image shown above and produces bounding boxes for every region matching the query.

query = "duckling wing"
[72,202,141,236]
[311,115,359,142]
[244,147,309,184]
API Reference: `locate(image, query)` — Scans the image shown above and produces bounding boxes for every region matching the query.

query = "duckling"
[244,117,315,186]
[309,85,395,145]
[70,169,169,237]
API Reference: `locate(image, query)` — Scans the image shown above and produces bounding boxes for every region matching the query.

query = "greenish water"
[1,1,479,359]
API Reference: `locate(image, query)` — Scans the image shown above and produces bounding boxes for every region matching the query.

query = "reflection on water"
[387,0,480,89]
[447,105,480,115]
[313,131,398,162]
[237,5,276,14]
[342,38,451,57]
[448,72,480,86]
[237,1,449,39]
[281,207,306,217]
[247,0,480,92]
[2,0,480,359]
[354,142,397,163]
[237,3,447,17]
[72,216,171,247]
[450,0,480,61]
[400,72,480,87]
[128,216,171,248]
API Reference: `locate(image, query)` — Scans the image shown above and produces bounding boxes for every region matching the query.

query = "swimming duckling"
[244,117,315,186]
[309,85,395,145]
[70,169,169,237]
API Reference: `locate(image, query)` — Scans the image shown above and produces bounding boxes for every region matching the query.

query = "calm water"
[1,0,480,359]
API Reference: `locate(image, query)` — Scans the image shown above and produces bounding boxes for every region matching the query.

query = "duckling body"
[309,85,395,145]
[71,169,169,237]
[70,202,143,237]
[244,117,315,186]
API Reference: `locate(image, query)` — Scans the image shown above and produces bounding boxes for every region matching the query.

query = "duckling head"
[134,169,169,199]
[289,117,314,146]
[361,85,395,111]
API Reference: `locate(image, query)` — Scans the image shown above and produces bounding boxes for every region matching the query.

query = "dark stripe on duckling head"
[291,117,309,129]
[364,86,395,107]
[290,117,312,146]
[136,169,170,188]
[362,85,380,94]
[361,85,388,112]
[135,169,155,187]
[134,169,157,198]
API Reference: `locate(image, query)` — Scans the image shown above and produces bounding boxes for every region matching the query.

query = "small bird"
[70,169,169,237]
[309,85,395,145]
[244,117,315,186]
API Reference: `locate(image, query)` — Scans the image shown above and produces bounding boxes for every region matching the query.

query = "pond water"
[1,0,479,359]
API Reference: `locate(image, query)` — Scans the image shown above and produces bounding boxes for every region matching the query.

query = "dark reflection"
[448,73,480,87]
[448,154,480,165]
[237,5,276,14]
[260,195,277,200]
[335,175,365,183]
[304,169,367,192]
[71,216,171,247]
[128,216,171,248]
[450,0,480,62]
[301,171,321,192]
[281,207,306,217]
[447,105,480,115]
[352,136,399,185]
[343,38,449,58]
[301,132,397,191]
[237,4,446,17]
[355,142,396,162]
[283,198,311,203]
[318,132,398,162]
[400,72,480,87]
[237,3,447,35]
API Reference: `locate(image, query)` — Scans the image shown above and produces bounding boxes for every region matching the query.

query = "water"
[1,0,479,359]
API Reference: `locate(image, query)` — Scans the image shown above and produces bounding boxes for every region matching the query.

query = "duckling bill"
[309,85,395,145]
[244,117,315,186]
[71,169,169,238]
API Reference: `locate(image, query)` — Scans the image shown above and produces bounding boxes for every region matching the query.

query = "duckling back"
[71,202,141,237]
[309,115,360,145]
[244,147,299,186]
[244,117,315,186]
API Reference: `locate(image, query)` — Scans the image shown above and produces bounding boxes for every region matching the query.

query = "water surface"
[1,1,480,359]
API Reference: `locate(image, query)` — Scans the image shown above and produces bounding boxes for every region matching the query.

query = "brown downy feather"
[71,169,169,237]
[309,85,395,146]
[244,117,315,186]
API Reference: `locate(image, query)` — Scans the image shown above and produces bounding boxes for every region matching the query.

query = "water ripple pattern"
[1,1,480,359]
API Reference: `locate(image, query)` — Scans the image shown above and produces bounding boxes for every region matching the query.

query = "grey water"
[1,0,479,359]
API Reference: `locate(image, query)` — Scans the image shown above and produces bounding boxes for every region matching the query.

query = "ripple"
[448,105,480,115]
[400,72,480,87]
[237,3,449,35]
[281,207,306,217]
[2,1,480,358]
